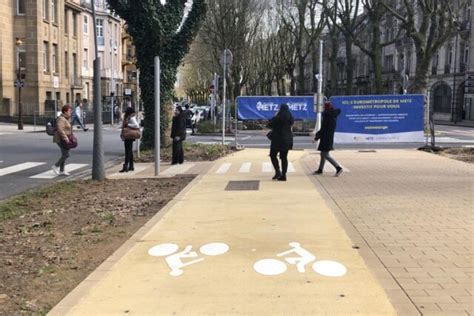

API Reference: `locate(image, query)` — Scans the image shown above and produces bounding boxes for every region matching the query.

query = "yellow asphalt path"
[61,149,396,315]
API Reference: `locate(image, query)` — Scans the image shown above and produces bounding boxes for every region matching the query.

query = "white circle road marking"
[254,259,287,276]
[312,260,347,277]
[148,243,179,257]
[199,243,229,256]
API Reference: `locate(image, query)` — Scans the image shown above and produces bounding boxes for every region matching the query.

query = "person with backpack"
[52,105,74,176]
[119,107,141,173]
[313,101,343,177]
[71,101,88,131]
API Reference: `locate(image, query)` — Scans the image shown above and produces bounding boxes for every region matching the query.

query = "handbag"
[122,127,141,140]
[62,133,78,149]
[266,130,273,140]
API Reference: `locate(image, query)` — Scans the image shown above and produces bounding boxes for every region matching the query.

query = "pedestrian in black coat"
[268,104,294,181]
[314,101,343,176]
[171,107,187,164]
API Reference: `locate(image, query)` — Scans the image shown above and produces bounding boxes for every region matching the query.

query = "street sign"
[219,49,233,66]
[14,80,24,88]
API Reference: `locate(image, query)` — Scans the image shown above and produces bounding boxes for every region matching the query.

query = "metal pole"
[91,0,105,181]
[316,40,323,133]
[452,33,458,123]
[425,92,429,146]
[222,50,227,145]
[17,44,23,130]
[154,57,160,176]
[110,34,115,126]
[234,98,238,148]
[213,72,217,126]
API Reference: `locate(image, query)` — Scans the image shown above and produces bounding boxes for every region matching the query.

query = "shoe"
[277,175,287,181]
[60,171,71,176]
[77,126,81,129]
[83,128,89,131]
[272,171,282,180]
[313,169,323,175]
[119,164,128,173]
[128,165,134,171]
[51,165,60,175]
[335,167,343,177]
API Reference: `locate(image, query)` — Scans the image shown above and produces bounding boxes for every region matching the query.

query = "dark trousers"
[172,140,184,164]
[55,143,70,172]
[124,139,134,168]
[318,151,340,170]
[270,148,289,175]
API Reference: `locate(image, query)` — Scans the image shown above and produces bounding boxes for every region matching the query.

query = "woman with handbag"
[267,104,294,181]
[52,105,75,176]
[120,107,141,173]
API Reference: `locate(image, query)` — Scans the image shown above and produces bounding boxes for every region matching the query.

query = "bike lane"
[53,149,396,315]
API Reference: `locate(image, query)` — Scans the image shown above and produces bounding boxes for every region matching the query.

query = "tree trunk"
[329,35,338,97]
[410,50,431,95]
[345,37,354,95]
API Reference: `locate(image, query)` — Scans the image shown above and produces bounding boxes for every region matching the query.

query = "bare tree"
[384,0,469,94]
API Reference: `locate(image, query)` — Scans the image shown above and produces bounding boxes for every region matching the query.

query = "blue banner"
[330,95,425,143]
[237,96,315,121]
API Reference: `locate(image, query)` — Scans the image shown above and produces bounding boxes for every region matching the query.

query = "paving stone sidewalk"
[302,149,473,316]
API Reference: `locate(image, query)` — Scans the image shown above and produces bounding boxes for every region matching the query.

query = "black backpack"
[46,118,57,136]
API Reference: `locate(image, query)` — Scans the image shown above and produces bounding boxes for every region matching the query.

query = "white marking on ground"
[262,162,273,173]
[288,162,296,173]
[254,259,287,276]
[30,163,88,179]
[216,163,231,174]
[161,163,195,175]
[0,162,45,177]
[199,243,229,256]
[312,260,347,277]
[148,243,179,257]
[111,165,148,176]
[239,162,251,173]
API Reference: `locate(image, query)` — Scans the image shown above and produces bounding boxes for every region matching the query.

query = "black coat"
[268,114,294,151]
[171,113,186,140]
[315,108,341,151]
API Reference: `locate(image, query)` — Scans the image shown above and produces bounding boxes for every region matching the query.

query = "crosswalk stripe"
[239,162,251,173]
[30,163,88,179]
[288,162,296,173]
[161,163,195,175]
[262,162,273,173]
[0,162,46,177]
[216,163,231,174]
[111,165,148,177]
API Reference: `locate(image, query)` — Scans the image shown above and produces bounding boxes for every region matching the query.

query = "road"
[0,124,472,200]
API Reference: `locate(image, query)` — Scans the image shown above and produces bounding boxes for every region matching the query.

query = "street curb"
[300,151,421,316]
[48,163,213,315]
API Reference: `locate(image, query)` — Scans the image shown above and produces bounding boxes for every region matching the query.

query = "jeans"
[55,143,70,172]
[124,139,134,169]
[270,148,288,175]
[318,151,340,170]
[172,140,184,164]
[71,116,85,129]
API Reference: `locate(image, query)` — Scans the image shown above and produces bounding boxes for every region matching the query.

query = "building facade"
[318,1,473,123]
[0,0,137,121]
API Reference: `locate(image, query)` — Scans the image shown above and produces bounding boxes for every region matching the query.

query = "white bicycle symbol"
[253,242,347,277]
[148,242,229,276]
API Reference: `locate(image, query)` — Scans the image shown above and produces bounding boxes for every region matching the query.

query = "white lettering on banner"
[287,103,307,111]
[256,102,308,112]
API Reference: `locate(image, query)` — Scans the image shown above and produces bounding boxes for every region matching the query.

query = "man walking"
[71,100,88,131]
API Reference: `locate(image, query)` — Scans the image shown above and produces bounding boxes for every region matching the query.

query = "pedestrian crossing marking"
[239,162,251,173]
[0,162,45,177]
[30,163,88,179]
[262,162,273,173]
[216,163,231,174]
[111,165,148,177]
[161,163,195,175]
[288,162,296,173]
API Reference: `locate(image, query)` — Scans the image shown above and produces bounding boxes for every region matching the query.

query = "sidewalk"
[49,148,473,315]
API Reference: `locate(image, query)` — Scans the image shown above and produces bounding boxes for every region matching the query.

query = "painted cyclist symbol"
[253,242,347,277]
[148,242,229,276]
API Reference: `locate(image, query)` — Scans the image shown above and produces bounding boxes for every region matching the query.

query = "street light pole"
[16,38,24,130]
[452,33,459,123]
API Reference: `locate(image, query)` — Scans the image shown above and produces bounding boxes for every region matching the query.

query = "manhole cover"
[225,180,260,191]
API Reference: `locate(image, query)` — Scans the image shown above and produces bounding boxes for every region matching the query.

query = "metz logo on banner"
[237,96,315,121]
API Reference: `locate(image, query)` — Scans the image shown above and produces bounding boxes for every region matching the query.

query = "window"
[17,0,25,15]
[64,9,68,33]
[465,49,469,64]
[72,53,77,78]
[43,0,49,21]
[384,54,394,71]
[83,48,88,68]
[72,13,77,36]
[43,42,49,72]
[51,0,57,23]
[65,51,69,77]
[83,15,88,34]
[97,19,104,45]
[52,44,58,73]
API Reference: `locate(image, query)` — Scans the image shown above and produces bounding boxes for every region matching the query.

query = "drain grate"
[225,180,260,191]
